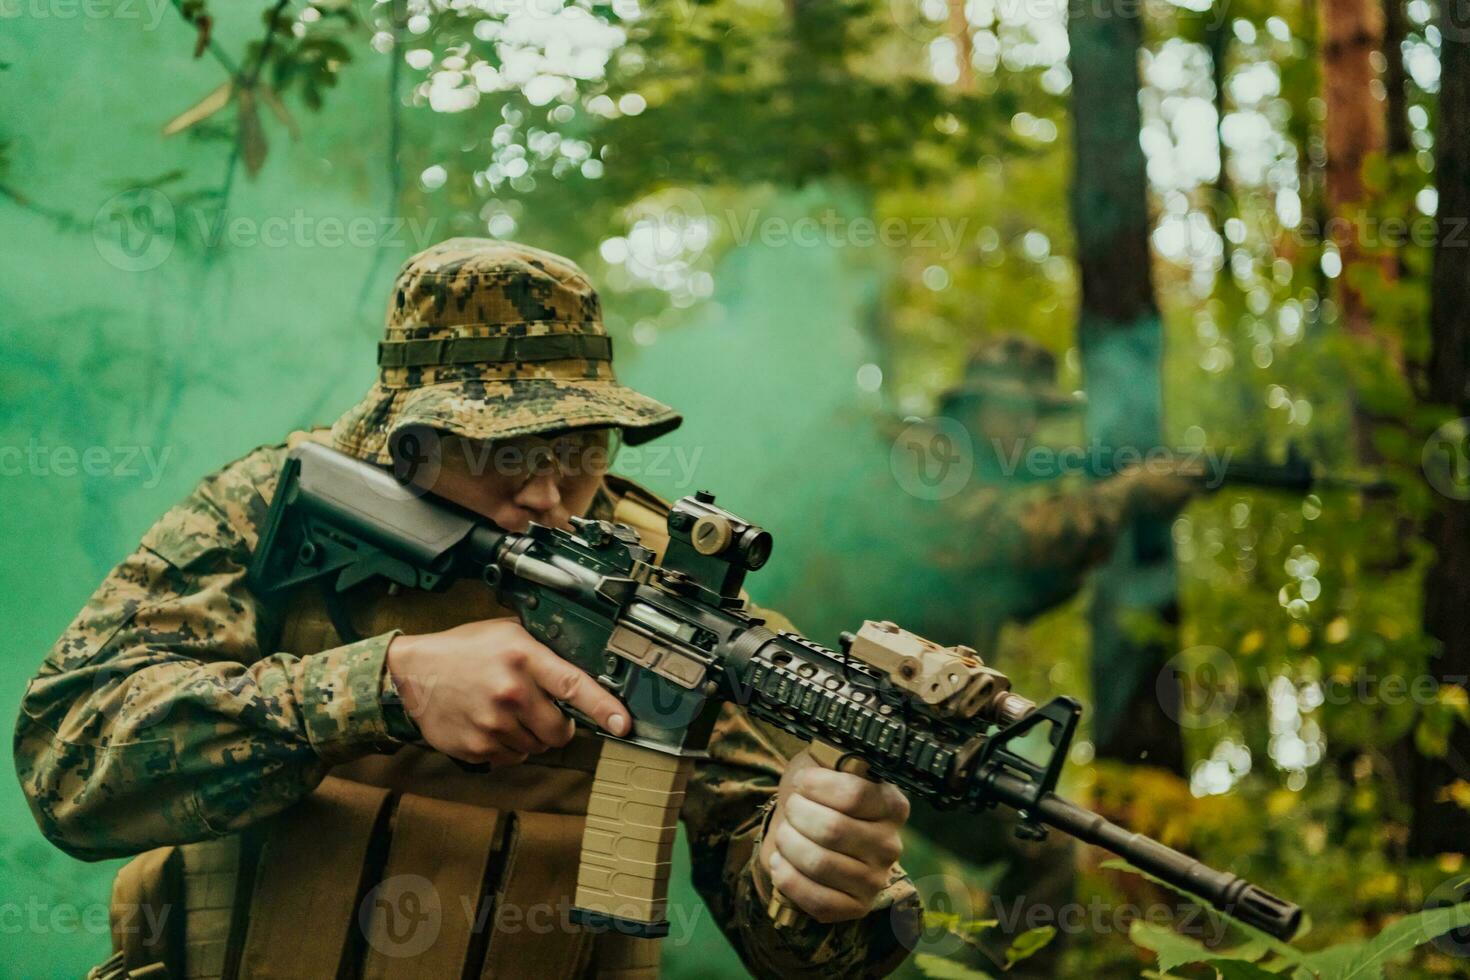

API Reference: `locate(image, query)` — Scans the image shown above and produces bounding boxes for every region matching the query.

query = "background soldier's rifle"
[1204,442,1396,497]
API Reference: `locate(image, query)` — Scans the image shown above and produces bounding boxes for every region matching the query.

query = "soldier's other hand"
[386,617,631,767]
[759,749,909,924]
[1121,460,1208,518]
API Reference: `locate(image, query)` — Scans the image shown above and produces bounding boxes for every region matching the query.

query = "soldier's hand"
[385,618,631,767]
[759,749,909,924]
[1120,458,1209,518]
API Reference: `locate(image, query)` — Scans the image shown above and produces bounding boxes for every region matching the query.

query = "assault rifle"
[1204,443,1396,497]
[248,442,1303,942]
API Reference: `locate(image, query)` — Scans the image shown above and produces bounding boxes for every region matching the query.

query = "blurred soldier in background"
[917,335,1202,654]
[895,334,1206,977]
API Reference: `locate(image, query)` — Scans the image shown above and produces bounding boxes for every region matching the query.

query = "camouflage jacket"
[771,461,1164,661]
[13,438,921,979]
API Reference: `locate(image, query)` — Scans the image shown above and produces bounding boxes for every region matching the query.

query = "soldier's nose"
[515,472,563,513]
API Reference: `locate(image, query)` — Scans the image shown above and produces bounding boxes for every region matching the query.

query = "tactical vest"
[102,437,680,980]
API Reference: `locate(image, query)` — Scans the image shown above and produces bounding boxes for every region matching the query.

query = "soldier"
[922,334,1202,649]
[900,334,1206,977]
[14,240,921,980]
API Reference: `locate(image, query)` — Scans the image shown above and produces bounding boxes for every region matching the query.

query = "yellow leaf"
[1359,871,1399,901]
[1288,623,1312,649]
[163,80,234,137]
[1440,685,1470,722]
[1266,789,1296,818]
[1325,617,1350,644]
[1238,630,1265,656]
[1437,780,1470,813]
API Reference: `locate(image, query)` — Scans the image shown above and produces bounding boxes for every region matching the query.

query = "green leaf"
[1130,920,1217,973]
[1297,901,1470,980]
[912,952,995,979]
[922,910,998,936]
[1003,926,1056,967]
[1206,961,1281,979]
[1103,860,1305,963]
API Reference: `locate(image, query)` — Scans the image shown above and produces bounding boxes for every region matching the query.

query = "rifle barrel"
[987,770,1302,940]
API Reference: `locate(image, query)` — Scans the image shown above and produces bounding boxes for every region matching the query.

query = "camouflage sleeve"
[954,476,1137,576]
[681,603,922,979]
[12,445,420,861]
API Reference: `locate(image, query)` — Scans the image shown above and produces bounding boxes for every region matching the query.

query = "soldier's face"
[972,403,1039,457]
[419,429,615,532]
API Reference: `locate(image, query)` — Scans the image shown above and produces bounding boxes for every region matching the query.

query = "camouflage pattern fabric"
[14,439,920,980]
[332,238,682,465]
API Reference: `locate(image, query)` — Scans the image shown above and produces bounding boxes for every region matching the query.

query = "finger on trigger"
[525,644,631,736]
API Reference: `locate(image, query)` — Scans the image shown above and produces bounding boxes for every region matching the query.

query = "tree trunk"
[1321,0,1398,459]
[947,0,975,91]
[1407,2,1470,857]
[1321,0,1387,338]
[1067,0,1185,774]
[1383,0,1411,157]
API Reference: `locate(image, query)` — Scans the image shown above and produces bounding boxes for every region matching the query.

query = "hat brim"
[939,380,1083,416]
[332,377,683,465]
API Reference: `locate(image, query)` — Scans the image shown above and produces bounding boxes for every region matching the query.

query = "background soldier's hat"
[936,334,1083,416]
[332,238,682,465]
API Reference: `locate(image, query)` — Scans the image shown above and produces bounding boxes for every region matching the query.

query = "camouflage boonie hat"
[937,334,1082,416]
[332,238,682,465]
